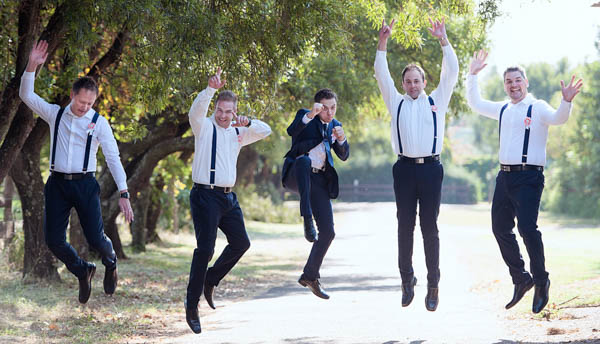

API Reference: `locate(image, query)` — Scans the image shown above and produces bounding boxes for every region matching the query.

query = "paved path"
[167,203,520,343]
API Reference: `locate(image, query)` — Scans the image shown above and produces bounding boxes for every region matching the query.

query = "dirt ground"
[123,202,600,344]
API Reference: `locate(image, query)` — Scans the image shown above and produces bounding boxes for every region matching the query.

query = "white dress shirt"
[374,45,459,158]
[466,74,572,166]
[189,87,272,187]
[301,114,346,170]
[19,72,128,191]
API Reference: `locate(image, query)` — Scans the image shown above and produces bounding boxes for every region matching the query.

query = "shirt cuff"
[376,50,387,58]
[22,71,35,79]
[206,86,217,96]
[117,181,128,192]
[302,114,312,124]
[337,138,347,144]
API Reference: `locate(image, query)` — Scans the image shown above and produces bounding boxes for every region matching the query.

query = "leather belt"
[500,164,544,172]
[194,183,233,193]
[398,155,440,164]
[51,171,95,180]
[311,167,325,174]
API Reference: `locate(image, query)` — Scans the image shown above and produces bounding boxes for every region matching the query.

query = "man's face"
[504,71,529,103]
[215,100,236,129]
[70,89,97,117]
[317,97,337,123]
[402,69,427,100]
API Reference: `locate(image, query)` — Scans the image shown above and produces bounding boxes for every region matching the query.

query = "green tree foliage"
[545,61,600,218]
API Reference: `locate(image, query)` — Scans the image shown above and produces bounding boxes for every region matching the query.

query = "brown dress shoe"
[298,277,329,299]
[425,286,439,312]
[104,266,118,295]
[204,283,216,310]
[184,300,201,334]
[401,276,417,307]
[78,263,96,304]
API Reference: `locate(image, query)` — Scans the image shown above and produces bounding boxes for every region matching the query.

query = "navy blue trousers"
[44,173,116,279]
[492,170,548,286]
[393,159,443,287]
[283,157,335,280]
[186,186,250,308]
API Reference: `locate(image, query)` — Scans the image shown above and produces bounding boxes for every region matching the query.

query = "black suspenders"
[50,107,66,171]
[50,108,100,173]
[209,124,240,187]
[498,103,533,165]
[82,112,100,172]
[396,96,437,156]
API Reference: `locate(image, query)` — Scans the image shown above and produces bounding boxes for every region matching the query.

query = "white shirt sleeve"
[239,119,272,146]
[430,44,459,112]
[374,50,402,117]
[96,117,128,191]
[301,113,312,124]
[189,87,217,136]
[466,74,505,120]
[535,99,572,125]
[19,71,60,123]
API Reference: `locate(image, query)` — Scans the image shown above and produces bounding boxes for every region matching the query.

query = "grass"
[0,203,597,342]
[0,221,306,343]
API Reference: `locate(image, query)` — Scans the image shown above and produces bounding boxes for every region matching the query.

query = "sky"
[484,0,599,73]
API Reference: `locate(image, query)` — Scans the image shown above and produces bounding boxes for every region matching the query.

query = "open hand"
[208,67,226,89]
[428,17,447,40]
[469,50,488,75]
[119,198,134,223]
[561,76,583,102]
[27,40,49,71]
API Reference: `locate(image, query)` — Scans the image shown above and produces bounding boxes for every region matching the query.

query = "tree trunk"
[130,186,150,252]
[236,147,259,187]
[0,177,15,250]
[146,175,164,244]
[103,212,127,259]
[10,119,60,281]
[168,177,179,234]
[68,209,90,261]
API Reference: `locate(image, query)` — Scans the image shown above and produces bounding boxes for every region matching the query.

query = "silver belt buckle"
[65,174,73,180]
[224,187,232,193]
[501,165,510,172]
[312,167,322,173]
[415,158,425,164]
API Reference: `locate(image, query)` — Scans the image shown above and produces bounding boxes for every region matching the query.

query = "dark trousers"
[186,186,251,308]
[393,159,443,287]
[44,173,116,279]
[283,156,314,217]
[283,157,335,280]
[492,170,547,285]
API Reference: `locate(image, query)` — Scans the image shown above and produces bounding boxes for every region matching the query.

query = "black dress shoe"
[425,286,439,312]
[401,276,417,307]
[204,283,216,310]
[303,217,318,243]
[104,266,118,295]
[532,279,550,314]
[184,300,201,334]
[78,263,96,304]
[298,277,329,299]
[505,279,534,309]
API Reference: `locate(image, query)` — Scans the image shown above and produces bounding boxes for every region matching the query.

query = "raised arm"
[537,76,582,125]
[466,50,505,120]
[429,18,459,111]
[374,18,402,115]
[19,40,60,122]
[188,68,226,135]
[286,102,323,137]
[232,115,272,146]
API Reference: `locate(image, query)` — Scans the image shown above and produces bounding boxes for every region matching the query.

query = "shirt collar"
[65,104,95,119]
[402,90,427,102]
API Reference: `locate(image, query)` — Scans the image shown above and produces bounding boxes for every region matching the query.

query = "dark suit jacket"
[281,108,350,199]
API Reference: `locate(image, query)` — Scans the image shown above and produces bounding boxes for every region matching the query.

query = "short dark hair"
[402,64,426,82]
[216,90,238,107]
[503,66,527,80]
[72,76,99,95]
[314,88,337,103]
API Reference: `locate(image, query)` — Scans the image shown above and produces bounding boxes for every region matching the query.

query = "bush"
[236,184,300,224]
[441,165,482,204]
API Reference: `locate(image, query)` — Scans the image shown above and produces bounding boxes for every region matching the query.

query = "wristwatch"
[245,118,252,127]
[120,191,130,199]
